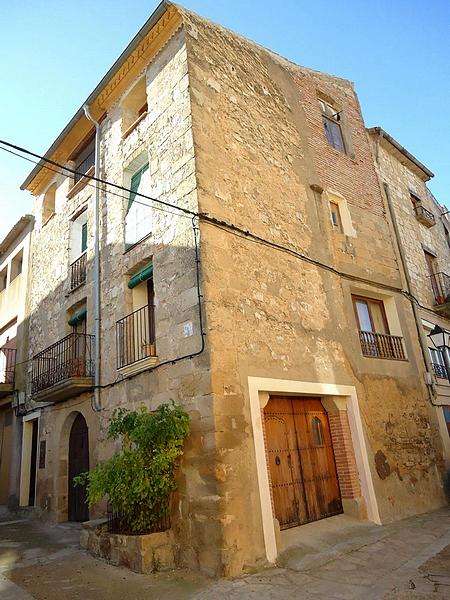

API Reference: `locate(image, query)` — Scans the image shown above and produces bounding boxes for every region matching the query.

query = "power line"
[0,138,198,218]
[0,145,192,220]
[1,136,436,309]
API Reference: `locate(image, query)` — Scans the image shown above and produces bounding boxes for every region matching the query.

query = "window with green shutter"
[127,163,149,212]
[81,222,88,253]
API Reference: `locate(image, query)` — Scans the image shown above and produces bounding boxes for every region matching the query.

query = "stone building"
[20,1,446,576]
[0,214,34,509]
[369,127,450,464]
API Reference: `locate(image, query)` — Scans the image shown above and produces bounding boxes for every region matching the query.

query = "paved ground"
[0,507,449,599]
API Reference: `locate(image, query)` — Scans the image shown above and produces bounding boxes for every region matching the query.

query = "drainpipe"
[83,104,101,412]
[376,136,437,402]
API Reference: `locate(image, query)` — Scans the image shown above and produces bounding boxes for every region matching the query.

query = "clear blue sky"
[0,0,449,239]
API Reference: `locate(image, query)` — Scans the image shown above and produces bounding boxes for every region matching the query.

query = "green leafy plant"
[74,403,190,534]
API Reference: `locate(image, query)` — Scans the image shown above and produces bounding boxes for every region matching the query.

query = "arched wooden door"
[68,413,89,522]
[264,396,342,529]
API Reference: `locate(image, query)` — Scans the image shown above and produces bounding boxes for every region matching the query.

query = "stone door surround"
[248,377,381,563]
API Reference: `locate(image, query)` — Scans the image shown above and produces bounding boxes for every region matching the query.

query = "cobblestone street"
[0,507,449,599]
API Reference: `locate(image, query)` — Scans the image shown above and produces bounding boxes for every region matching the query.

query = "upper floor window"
[329,201,343,232]
[125,162,151,249]
[117,263,156,372]
[69,210,88,290]
[352,294,406,360]
[72,133,95,184]
[10,250,23,282]
[121,77,148,137]
[42,184,56,225]
[0,266,7,292]
[319,99,345,153]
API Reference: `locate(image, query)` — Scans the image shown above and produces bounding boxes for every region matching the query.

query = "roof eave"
[368,126,434,181]
[0,214,34,258]
[20,0,172,192]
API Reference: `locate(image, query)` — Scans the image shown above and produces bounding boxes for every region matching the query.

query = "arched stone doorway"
[68,413,89,522]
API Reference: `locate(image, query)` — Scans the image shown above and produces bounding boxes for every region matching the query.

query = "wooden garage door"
[264,396,342,529]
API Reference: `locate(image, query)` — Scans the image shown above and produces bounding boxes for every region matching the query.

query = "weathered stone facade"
[369,127,450,464]
[0,215,34,509]
[21,2,447,578]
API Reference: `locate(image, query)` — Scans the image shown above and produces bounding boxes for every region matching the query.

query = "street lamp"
[427,325,450,383]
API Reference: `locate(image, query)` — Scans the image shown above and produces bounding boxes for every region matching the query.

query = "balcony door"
[425,252,441,303]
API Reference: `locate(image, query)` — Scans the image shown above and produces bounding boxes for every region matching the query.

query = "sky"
[0,0,449,240]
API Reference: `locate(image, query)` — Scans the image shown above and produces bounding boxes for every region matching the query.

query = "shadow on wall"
[444,469,450,503]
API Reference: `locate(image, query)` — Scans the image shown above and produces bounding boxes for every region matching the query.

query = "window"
[121,77,148,136]
[410,192,421,208]
[319,99,345,153]
[117,264,156,369]
[69,210,88,290]
[125,162,152,248]
[353,296,389,334]
[71,132,95,184]
[68,302,87,335]
[329,201,342,231]
[0,267,7,292]
[70,210,88,261]
[10,250,23,282]
[42,184,56,224]
[311,416,324,447]
[352,295,406,359]
[429,347,448,378]
[443,406,450,436]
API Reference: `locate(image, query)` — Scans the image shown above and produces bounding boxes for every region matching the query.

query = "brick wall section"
[294,72,384,218]
[328,411,361,499]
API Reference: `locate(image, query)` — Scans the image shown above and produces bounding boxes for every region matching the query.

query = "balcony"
[32,333,94,402]
[432,362,448,380]
[0,348,16,398]
[70,253,87,291]
[414,205,436,228]
[359,331,406,360]
[116,305,157,376]
[429,272,450,317]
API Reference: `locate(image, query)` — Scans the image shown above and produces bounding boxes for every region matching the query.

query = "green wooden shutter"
[127,163,149,212]
[81,222,88,253]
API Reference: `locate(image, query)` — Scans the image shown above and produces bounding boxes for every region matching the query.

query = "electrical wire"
[1,137,444,318]
[1,136,446,404]
[0,139,197,218]
[0,145,192,220]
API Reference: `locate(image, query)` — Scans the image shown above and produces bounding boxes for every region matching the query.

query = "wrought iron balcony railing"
[432,362,448,379]
[414,205,436,227]
[70,252,87,290]
[359,330,406,360]
[0,347,16,385]
[116,304,156,370]
[32,333,94,395]
[429,272,450,306]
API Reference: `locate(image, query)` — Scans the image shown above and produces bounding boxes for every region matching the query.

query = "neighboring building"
[0,215,34,509]
[369,127,450,464]
[20,2,446,576]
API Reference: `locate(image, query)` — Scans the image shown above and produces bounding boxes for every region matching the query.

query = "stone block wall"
[28,26,217,571]
[180,8,446,574]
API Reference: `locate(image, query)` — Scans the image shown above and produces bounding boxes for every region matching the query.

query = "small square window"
[329,201,342,231]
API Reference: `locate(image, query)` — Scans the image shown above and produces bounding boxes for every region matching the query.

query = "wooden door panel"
[68,414,89,522]
[265,396,342,529]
